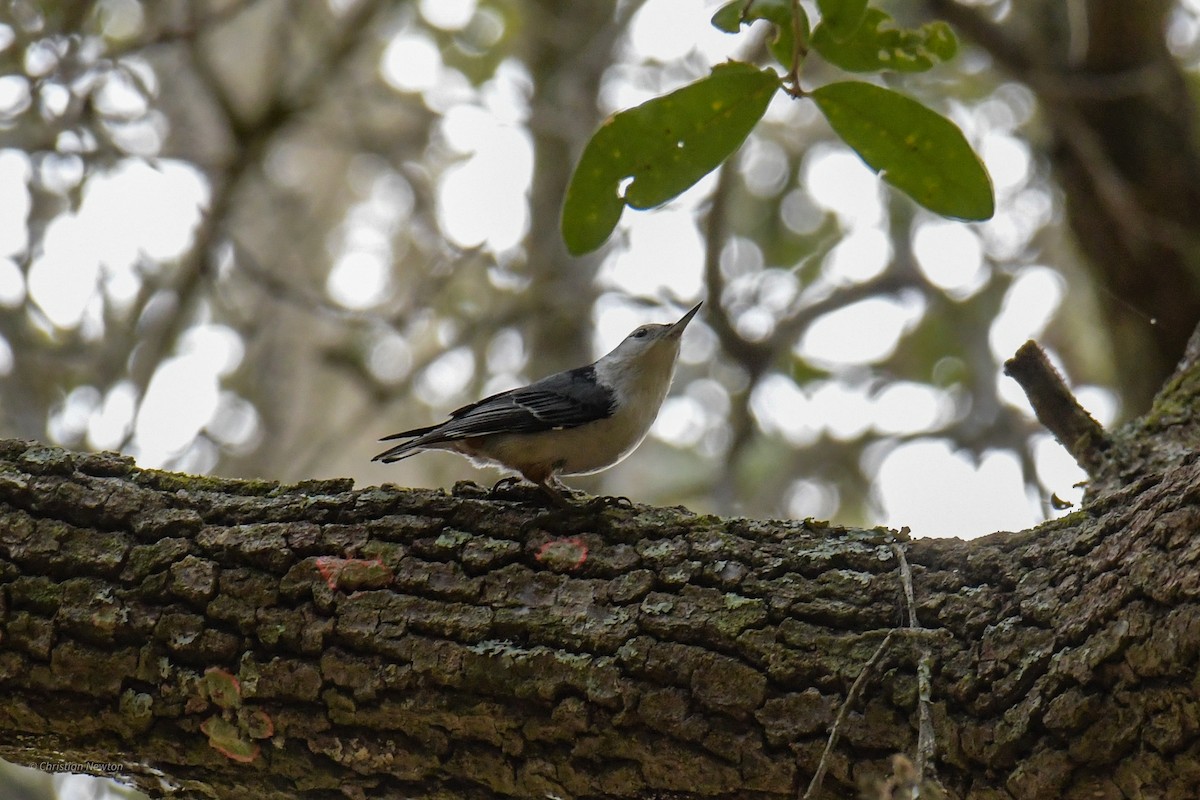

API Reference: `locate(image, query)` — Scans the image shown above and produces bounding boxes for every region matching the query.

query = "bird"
[373,302,702,505]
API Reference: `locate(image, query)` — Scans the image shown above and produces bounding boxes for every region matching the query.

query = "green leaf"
[810,81,994,220]
[743,0,802,69]
[817,0,868,40]
[711,0,745,33]
[562,63,781,255]
[710,0,808,70]
[812,8,957,73]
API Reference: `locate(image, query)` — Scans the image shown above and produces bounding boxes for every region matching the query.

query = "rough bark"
[4,336,1200,798]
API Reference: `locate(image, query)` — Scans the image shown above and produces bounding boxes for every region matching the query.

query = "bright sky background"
[0,0,1119,542]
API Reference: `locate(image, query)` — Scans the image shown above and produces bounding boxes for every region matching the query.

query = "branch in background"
[290,301,532,483]
[703,156,773,374]
[924,0,1196,267]
[227,238,494,330]
[703,160,922,377]
[701,155,780,512]
[1003,339,1110,477]
[116,0,392,451]
[701,143,924,512]
[105,0,261,58]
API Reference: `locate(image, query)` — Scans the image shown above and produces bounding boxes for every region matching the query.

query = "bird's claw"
[518,493,632,534]
[489,478,572,510]
[582,494,634,512]
[489,476,524,495]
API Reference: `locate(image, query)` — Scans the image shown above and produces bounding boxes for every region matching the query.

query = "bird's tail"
[372,424,438,463]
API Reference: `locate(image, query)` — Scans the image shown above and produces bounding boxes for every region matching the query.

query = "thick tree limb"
[5,317,1200,800]
[3,406,1200,799]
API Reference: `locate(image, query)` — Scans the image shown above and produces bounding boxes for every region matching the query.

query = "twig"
[797,539,953,798]
[784,0,808,96]
[893,542,917,628]
[1003,340,1110,477]
[892,542,937,787]
[802,629,896,800]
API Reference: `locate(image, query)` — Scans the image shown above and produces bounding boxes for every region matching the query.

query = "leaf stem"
[785,0,808,95]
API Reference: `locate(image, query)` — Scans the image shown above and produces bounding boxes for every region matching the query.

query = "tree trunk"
[928,0,1200,416]
[4,332,1200,798]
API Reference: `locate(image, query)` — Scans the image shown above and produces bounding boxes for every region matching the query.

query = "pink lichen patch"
[535,537,589,571]
[200,716,261,763]
[241,708,275,740]
[315,557,393,591]
[202,667,242,709]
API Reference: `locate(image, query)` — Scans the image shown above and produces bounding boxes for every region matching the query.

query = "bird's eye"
[632,328,648,339]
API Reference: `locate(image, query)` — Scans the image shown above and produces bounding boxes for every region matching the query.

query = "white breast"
[471,406,653,477]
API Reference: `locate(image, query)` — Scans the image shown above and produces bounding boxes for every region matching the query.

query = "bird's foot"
[536,480,577,509]
[488,477,555,506]
[489,476,524,494]
[581,494,634,512]
[519,492,633,534]
[486,477,575,511]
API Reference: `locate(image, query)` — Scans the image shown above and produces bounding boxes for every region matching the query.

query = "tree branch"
[5,387,1200,798]
[1003,339,1110,477]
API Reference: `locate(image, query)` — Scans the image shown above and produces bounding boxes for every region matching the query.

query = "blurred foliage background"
[1,0,1200,792]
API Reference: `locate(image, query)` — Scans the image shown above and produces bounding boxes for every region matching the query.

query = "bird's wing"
[373,366,615,462]
[437,365,616,437]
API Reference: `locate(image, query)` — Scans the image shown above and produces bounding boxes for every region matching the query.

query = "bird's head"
[602,302,702,373]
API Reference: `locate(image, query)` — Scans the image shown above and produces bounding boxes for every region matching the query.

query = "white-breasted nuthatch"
[373,302,702,504]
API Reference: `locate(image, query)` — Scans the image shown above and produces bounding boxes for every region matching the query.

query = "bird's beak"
[667,301,703,338]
